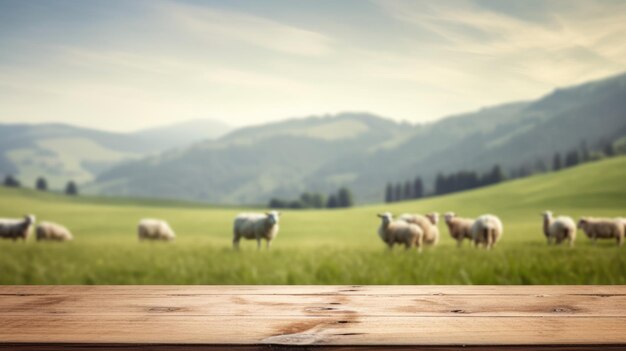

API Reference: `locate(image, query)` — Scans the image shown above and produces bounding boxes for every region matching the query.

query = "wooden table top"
[1,285,626,350]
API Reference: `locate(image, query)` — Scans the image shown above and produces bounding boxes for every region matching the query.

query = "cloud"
[158,1,334,57]
[0,1,625,130]
[374,0,626,85]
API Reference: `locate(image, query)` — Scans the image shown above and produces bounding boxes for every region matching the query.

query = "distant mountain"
[47,72,626,203]
[133,119,231,151]
[0,119,231,189]
[93,113,411,203]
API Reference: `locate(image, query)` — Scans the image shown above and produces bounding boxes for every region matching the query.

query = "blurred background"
[0,0,625,284]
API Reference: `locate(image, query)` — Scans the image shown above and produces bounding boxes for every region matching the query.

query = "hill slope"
[94,72,626,204]
[94,113,411,203]
[0,119,231,189]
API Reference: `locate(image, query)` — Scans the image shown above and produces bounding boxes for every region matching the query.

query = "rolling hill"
[0,119,231,190]
[93,72,626,204]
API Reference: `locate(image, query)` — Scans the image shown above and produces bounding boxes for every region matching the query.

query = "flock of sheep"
[378,212,503,251]
[0,212,280,246]
[0,215,176,242]
[1,210,624,251]
[377,211,626,251]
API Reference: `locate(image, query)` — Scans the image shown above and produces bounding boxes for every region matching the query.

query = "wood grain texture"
[1,286,626,350]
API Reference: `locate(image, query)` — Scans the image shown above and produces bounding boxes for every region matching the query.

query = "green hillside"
[0,157,625,284]
[0,119,231,190]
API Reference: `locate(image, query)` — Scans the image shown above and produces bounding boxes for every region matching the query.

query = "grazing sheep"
[138,219,175,241]
[0,215,35,241]
[377,212,424,252]
[398,212,439,246]
[542,211,576,247]
[578,217,624,246]
[471,214,503,250]
[233,211,280,250]
[36,221,73,242]
[444,212,474,247]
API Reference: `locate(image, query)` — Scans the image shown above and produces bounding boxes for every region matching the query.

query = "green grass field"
[1,157,625,284]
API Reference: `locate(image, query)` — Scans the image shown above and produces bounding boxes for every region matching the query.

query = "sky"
[0,0,625,132]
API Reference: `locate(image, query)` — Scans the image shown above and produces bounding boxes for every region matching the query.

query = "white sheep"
[36,221,74,242]
[138,219,175,241]
[444,212,474,247]
[398,212,439,246]
[578,217,624,246]
[0,215,35,241]
[542,211,576,247]
[233,211,280,250]
[471,214,503,250]
[378,212,424,252]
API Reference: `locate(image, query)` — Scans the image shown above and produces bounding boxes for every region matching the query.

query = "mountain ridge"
[92,71,626,204]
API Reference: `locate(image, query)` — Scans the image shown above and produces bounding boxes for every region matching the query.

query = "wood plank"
[2,285,625,296]
[2,293,626,317]
[1,286,626,349]
[2,315,626,345]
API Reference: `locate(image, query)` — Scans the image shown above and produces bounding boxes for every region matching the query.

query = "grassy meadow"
[1,156,625,284]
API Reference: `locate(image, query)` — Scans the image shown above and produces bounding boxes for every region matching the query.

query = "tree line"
[269,187,354,209]
[2,175,78,196]
[385,177,424,203]
[385,139,620,202]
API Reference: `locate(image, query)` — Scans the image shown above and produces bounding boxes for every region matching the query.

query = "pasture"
[0,157,625,284]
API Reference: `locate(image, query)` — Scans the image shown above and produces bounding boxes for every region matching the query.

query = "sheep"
[398,212,439,246]
[0,215,35,241]
[233,211,280,250]
[542,211,576,247]
[577,217,624,246]
[137,219,175,241]
[471,214,503,250]
[36,221,73,242]
[617,217,626,232]
[443,212,474,247]
[377,212,424,252]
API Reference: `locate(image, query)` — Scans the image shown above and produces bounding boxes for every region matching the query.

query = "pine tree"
[3,175,20,187]
[403,181,412,200]
[413,177,423,199]
[269,198,286,208]
[553,153,562,171]
[565,150,580,168]
[394,183,403,201]
[35,177,48,191]
[65,181,78,196]
[337,187,354,208]
[385,183,394,203]
[326,194,338,208]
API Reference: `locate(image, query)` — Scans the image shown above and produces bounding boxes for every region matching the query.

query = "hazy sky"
[1,0,625,132]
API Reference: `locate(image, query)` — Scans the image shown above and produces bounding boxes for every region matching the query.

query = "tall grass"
[1,157,625,284]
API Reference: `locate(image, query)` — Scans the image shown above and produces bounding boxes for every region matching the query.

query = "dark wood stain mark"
[275,319,334,335]
[147,306,187,313]
[551,305,581,314]
[3,296,70,313]
[34,296,68,307]
[304,307,337,313]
